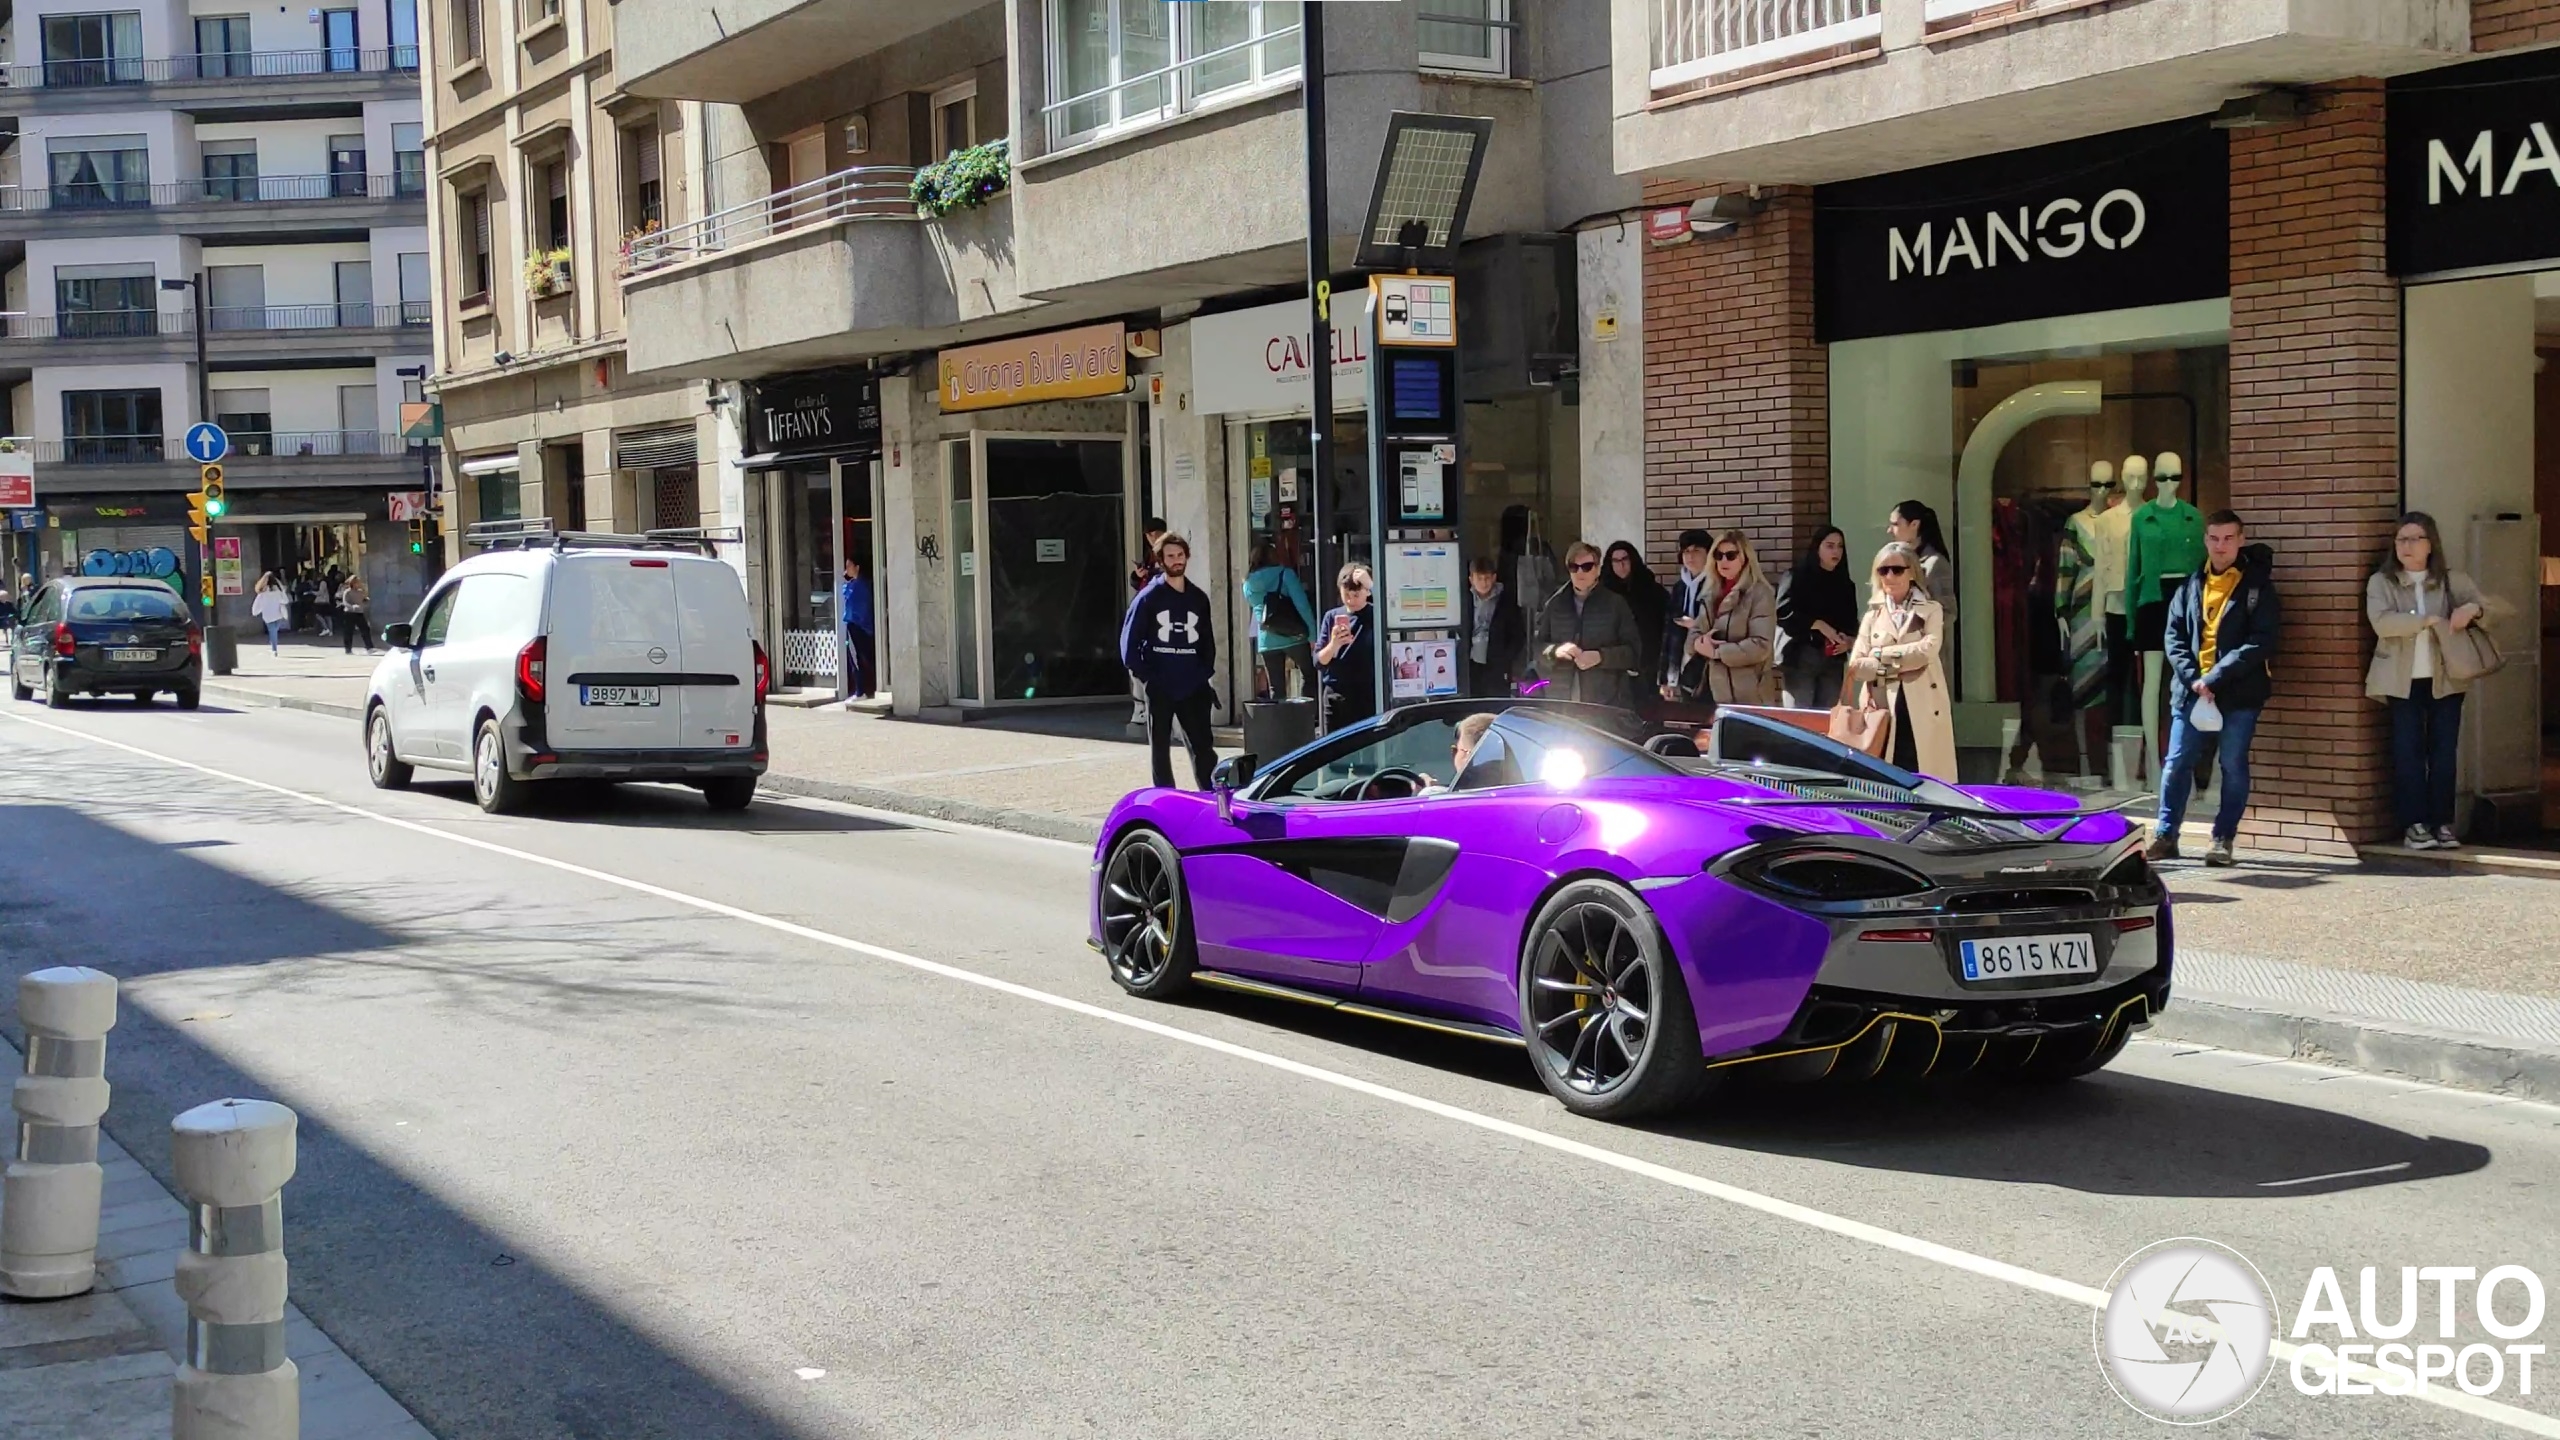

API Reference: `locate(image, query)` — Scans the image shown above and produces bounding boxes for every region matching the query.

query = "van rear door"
[671,557,756,750]
[547,554,683,751]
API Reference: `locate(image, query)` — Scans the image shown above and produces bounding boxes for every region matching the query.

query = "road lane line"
[9,707,2557,1437]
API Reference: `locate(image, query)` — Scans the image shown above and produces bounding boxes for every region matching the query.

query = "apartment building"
[609,1,1640,716]
[1615,0,2560,854]
[416,0,704,567]
[1,0,437,621]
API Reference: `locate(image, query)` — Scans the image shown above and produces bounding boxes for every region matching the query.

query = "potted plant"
[522,252,554,299]
[619,218,664,275]
[910,138,1010,219]
[546,247,573,292]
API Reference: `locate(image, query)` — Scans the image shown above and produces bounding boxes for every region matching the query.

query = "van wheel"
[367,706,413,790]
[472,719,527,814]
[702,776,757,812]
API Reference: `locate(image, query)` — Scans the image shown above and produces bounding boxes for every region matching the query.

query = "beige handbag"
[1827,681,1894,759]
[2439,622,2505,683]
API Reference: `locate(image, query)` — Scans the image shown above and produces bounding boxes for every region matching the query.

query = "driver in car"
[1419,713,1498,794]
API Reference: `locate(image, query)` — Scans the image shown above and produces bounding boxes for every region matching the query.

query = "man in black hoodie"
[1120,534,1220,790]
[2149,511,2280,868]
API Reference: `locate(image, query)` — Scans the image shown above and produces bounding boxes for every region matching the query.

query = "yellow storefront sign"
[938,322,1129,413]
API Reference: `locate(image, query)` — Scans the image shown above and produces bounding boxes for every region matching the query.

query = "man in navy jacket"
[1120,534,1220,790]
[2149,511,2281,868]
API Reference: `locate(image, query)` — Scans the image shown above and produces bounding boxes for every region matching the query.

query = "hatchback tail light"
[751,640,770,704]
[186,626,203,658]
[516,635,547,703]
[51,622,74,658]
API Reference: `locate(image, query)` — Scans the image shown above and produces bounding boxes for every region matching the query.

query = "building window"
[329,133,368,198]
[478,471,520,521]
[62,389,163,464]
[1046,0,1299,150]
[202,140,258,202]
[1419,0,1508,76]
[321,8,359,71]
[457,188,493,304]
[521,0,561,27]
[451,0,483,65]
[194,15,253,79]
[55,267,157,338]
[931,80,977,158]
[212,390,273,453]
[40,12,144,87]
[623,122,663,229]
[393,123,426,196]
[398,252,431,325]
[537,157,571,253]
[47,138,149,209]
[391,0,420,69]
[207,263,266,331]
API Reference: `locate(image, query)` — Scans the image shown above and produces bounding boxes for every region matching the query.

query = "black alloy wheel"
[1520,879,1712,1121]
[1099,829,1194,998]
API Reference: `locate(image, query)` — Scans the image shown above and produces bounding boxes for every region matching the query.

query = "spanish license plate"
[1959,933,2097,983]
[580,684,660,707]
[107,648,158,663]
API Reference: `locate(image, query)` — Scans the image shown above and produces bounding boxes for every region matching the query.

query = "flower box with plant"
[618,218,664,275]
[524,247,574,299]
[910,138,1010,219]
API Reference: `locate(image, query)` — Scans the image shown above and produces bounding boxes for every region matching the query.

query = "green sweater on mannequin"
[2125,499,2204,620]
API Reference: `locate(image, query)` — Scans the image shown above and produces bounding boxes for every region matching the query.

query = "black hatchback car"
[9,577,203,708]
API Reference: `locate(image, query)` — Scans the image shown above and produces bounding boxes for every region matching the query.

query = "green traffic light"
[205,497,227,518]
[410,541,424,554]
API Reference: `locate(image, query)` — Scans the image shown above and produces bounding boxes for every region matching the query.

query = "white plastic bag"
[2191,695,2224,734]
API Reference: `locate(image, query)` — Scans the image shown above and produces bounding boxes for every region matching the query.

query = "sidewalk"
[178,642,2560,1100]
[0,1043,427,1440]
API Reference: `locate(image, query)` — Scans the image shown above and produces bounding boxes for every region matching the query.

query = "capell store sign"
[1815,118,2229,342]
[2388,47,2560,278]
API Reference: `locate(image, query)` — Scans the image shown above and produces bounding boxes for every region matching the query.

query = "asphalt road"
[3,695,2558,1440]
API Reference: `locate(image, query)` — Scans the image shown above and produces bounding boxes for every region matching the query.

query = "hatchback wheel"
[367,706,413,790]
[45,670,73,708]
[9,662,29,703]
[1520,879,1715,1121]
[172,687,200,711]
[472,719,527,814]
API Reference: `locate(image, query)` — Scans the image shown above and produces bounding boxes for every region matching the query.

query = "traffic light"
[201,465,227,519]
[187,490,210,545]
[407,517,427,554]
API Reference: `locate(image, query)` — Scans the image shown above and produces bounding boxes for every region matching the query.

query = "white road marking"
[9,707,2558,1437]
[2256,1161,2414,1188]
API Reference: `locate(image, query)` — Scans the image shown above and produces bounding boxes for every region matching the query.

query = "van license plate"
[108,648,158,663]
[1959,933,2097,983]
[580,685,660,707]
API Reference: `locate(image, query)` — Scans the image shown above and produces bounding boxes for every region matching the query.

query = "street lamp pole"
[163,274,213,625]
[1301,3,1333,624]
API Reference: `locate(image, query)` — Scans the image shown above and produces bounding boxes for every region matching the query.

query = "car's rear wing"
[1705,709,2142,828]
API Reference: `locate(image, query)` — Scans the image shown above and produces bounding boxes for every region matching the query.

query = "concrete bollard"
[170,1099,299,1440]
[1,965,118,1299]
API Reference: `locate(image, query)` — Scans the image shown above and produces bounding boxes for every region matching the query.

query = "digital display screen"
[1390,355,1451,429]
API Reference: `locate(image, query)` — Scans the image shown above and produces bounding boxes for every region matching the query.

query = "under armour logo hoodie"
[1121,575,1218,700]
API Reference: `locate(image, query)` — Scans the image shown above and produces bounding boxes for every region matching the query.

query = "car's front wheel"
[472,718,527,815]
[367,706,413,790]
[8,660,29,703]
[1099,828,1195,998]
[1520,879,1715,1121]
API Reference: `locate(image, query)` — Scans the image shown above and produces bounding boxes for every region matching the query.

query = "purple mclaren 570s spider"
[1089,699,2171,1122]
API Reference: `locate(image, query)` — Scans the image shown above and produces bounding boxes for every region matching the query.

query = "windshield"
[67,587,187,623]
[1456,712,1680,792]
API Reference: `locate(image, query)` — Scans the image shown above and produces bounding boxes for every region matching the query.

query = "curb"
[201,681,364,722]
[2149,997,2560,1104]
[757,773,1105,847]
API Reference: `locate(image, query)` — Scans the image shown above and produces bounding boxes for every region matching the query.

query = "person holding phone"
[1314,562,1378,733]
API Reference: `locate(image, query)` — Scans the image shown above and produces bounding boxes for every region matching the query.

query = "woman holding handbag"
[1775,526,1856,708]
[1678,529,1779,708]
[2366,512,2504,850]
[1842,542,1957,779]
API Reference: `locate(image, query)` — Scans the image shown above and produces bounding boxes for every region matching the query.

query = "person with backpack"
[1240,542,1317,701]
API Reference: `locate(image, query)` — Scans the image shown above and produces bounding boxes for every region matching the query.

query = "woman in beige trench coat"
[1846,541,1958,780]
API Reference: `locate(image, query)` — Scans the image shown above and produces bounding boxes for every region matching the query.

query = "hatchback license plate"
[107,648,158,663]
[1959,933,2097,983]
[580,685,660,707]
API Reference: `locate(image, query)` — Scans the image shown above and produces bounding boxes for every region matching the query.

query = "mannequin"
[2052,461,2116,781]
[2097,455,2143,710]
[2128,452,2203,779]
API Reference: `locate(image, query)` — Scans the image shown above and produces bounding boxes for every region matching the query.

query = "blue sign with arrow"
[183,423,229,464]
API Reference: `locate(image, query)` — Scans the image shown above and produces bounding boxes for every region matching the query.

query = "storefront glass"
[777,467,833,686]
[983,436,1125,700]
[948,440,979,703]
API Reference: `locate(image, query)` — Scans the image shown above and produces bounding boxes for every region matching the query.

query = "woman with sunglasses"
[1774,526,1855,708]
[1530,541,1643,709]
[1313,562,1379,733]
[1846,541,1957,778]
[1676,529,1778,709]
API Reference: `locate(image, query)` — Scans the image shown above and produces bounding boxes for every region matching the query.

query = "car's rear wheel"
[172,686,199,711]
[367,706,413,790]
[9,663,29,702]
[1099,829,1195,998]
[702,776,756,811]
[472,718,527,815]
[1520,879,1715,1121]
[45,670,73,708]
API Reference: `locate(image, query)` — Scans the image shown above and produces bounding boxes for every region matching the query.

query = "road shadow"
[0,802,826,1440]
[401,777,910,835]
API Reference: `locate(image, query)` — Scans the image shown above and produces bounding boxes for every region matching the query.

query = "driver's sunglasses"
[1569,560,1599,573]
[1713,549,1740,561]
[1875,564,1910,576]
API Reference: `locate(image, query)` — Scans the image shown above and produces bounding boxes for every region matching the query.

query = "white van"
[363,528,769,813]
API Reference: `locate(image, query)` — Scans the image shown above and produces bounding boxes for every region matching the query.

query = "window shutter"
[636,128,661,184]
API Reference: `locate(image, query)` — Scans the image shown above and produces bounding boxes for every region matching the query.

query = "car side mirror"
[381,622,413,649]
[1212,753,1258,823]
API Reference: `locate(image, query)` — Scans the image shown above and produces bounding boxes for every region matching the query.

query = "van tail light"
[186,626,203,658]
[751,640,770,704]
[52,623,74,658]
[516,635,547,703]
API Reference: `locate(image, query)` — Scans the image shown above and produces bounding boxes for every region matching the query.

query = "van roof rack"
[461,519,741,556]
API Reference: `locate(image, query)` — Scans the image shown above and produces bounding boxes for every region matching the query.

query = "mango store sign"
[1191,295,1373,416]
[938,322,1129,413]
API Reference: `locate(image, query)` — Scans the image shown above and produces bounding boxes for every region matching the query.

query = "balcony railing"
[0,46,419,89]
[0,172,420,213]
[29,432,412,466]
[1040,22,1302,151]
[621,165,917,277]
[1650,0,1883,91]
[1,304,433,340]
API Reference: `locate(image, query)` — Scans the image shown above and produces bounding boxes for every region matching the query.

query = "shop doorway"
[946,432,1128,706]
[764,459,889,700]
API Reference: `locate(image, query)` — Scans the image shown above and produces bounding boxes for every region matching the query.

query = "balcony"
[1617,0,2471,183]
[622,165,1024,379]
[23,432,427,493]
[0,304,432,365]
[0,46,420,114]
[615,0,951,103]
[0,173,424,241]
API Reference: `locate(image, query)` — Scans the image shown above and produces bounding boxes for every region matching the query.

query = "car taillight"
[2113,916,2157,933]
[751,640,770,704]
[186,626,202,658]
[516,635,547,703]
[1860,929,1937,943]
[51,623,74,658]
